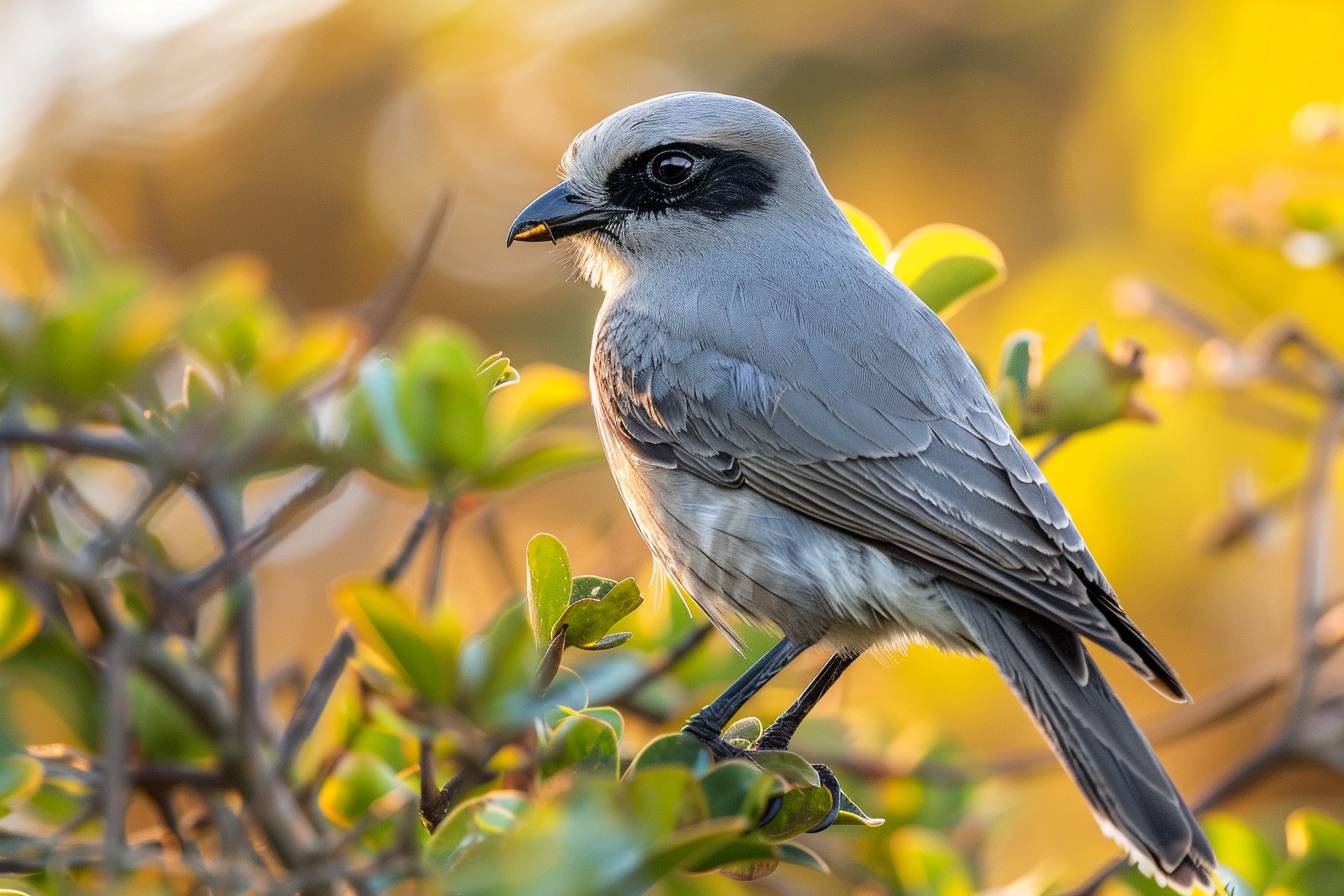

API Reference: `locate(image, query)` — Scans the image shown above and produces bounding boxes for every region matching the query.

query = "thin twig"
[0,424,148,464]
[177,468,342,609]
[1287,398,1344,733]
[606,623,714,709]
[277,626,357,777]
[421,504,452,609]
[379,499,439,586]
[100,632,133,873]
[359,192,451,346]
[1032,433,1071,466]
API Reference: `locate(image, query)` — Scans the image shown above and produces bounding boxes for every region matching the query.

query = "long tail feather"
[942,588,1216,892]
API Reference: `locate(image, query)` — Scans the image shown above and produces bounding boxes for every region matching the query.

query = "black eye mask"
[603,142,777,219]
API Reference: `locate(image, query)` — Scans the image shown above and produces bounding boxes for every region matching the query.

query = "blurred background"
[3,0,1344,890]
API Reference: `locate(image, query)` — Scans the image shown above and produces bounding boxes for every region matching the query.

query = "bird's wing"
[594,274,1185,699]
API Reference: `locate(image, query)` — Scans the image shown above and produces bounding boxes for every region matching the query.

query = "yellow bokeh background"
[3,0,1344,889]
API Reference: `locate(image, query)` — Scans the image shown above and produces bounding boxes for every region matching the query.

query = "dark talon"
[805,763,842,833]
[681,718,748,761]
[756,794,784,828]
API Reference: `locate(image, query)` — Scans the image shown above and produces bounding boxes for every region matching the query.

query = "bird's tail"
[942,588,1217,893]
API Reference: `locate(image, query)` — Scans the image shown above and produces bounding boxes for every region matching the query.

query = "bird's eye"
[648,150,695,186]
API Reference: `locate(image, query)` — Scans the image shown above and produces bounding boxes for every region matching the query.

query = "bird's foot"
[681,718,844,832]
[681,715,750,761]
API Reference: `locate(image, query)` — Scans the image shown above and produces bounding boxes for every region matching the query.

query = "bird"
[506,91,1216,892]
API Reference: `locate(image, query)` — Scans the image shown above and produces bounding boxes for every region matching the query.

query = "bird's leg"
[754,650,861,833]
[755,650,860,750]
[682,636,812,759]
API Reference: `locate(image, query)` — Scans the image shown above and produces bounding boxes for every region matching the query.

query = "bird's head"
[506,92,849,289]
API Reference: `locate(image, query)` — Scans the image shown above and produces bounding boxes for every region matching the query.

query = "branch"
[379,499,440,586]
[1287,397,1344,732]
[0,423,147,464]
[606,622,714,710]
[176,468,343,610]
[1032,433,1071,466]
[359,192,451,346]
[277,625,357,777]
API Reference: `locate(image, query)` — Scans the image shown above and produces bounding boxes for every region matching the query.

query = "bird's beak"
[506,181,620,246]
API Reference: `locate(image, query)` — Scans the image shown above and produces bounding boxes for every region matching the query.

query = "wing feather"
[593,274,1184,698]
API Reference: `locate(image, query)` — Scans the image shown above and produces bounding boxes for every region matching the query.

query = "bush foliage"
[1,159,1342,896]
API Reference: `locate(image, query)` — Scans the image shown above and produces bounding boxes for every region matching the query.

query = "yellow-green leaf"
[837,200,892,262]
[1287,808,1344,860]
[1023,325,1154,438]
[0,578,40,661]
[526,533,571,648]
[317,752,411,829]
[888,223,1005,313]
[487,363,587,445]
[890,827,975,896]
[551,577,642,648]
[539,714,619,779]
[333,580,453,703]
[0,753,44,818]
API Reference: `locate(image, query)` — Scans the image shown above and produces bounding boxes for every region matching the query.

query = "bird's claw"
[805,763,843,832]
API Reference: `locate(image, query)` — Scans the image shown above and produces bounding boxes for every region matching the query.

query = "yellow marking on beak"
[513,222,555,244]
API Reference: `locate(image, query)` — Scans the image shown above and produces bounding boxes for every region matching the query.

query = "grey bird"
[507,91,1216,892]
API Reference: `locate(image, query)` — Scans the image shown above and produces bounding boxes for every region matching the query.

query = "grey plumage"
[510,91,1216,891]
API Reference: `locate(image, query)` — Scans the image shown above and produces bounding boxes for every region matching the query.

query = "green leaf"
[486,362,587,444]
[833,787,885,827]
[837,200,892,263]
[699,760,774,821]
[776,842,829,874]
[890,828,975,896]
[569,575,618,604]
[475,436,601,491]
[526,534,572,649]
[723,717,763,749]
[1269,855,1344,896]
[398,322,489,472]
[129,673,213,762]
[993,330,1041,436]
[476,352,519,396]
[317,752,412,829]
[678,830,777,874]
[1205,813,1280,892]
[1023,325,1154,438]
[565,705,624,741]
[541,714,619,779]
[623,817,747,886]
[626,765,708,836]
[456,604,537,727]
[1287,808,1344,860]
[334,579,453,703]
[888,223,1006,313]
[0,753,44,818]
[37,196,105,282]
[358,356,420,468]
[0,578,40,662]
[425,790,529,869]
[757,785,833,841]
[581,631,632,651]
[181,365,219,412]
[626,733,713,777]
[552,577,643,648]
[750,750,820,788]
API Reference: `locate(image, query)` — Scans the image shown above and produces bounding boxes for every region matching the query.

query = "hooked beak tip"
[506,221,554,247]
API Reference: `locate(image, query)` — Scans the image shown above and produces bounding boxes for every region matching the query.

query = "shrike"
[508,91,1214,891]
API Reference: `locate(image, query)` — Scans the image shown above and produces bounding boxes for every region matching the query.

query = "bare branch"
[0,423,148,464]
[379,499,440,586]
[1287,398,1344,733]
[277,625,357,777]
